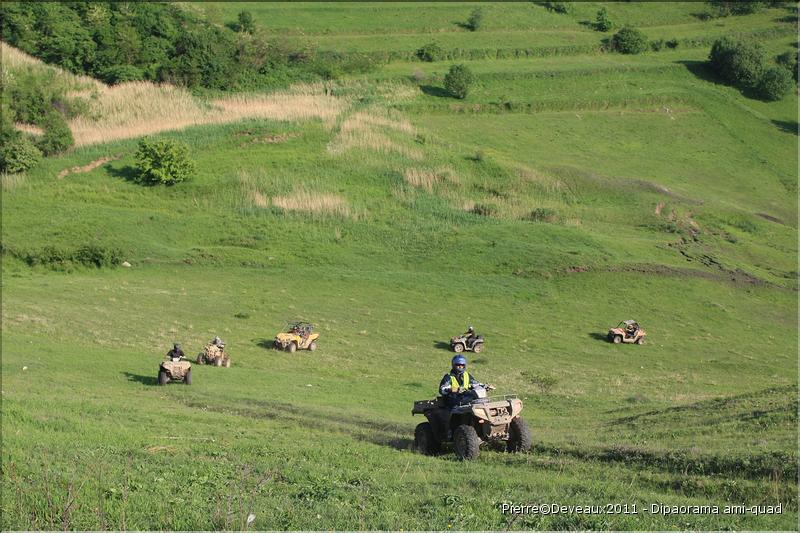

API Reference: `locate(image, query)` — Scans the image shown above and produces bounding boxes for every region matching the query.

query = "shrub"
[524,207,559,222]
[666,38,680,49]
[544,2,572,14]
[99,64,145,84]
[707,0,765,17]
[134,137,195,185]
[709,37,765,88]
[756,66,793,100]
[471,203,497,217]
[0,135,43,174]
[443,63,474,99]
[36,112,74,156]
[466,8,484,31]
[595,7,613,32]
[236,10,256,34]
[612,27,648,54]
[650,39,665,52]
[776,50,798,82]
[416,42,445,62]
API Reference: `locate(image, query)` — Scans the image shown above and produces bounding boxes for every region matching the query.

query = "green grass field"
[2,1,798,530]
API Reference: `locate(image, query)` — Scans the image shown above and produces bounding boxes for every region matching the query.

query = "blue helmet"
[452,355,467,370]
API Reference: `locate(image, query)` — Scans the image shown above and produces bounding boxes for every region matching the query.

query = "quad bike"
[608,320,646,345]
[159,355,192,385]
[274,321,319,353]
[196,344,231,367]
[450,334,484,353]
[412,385,531,460]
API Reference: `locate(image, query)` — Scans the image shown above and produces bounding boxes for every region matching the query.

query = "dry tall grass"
[70,83,346,147]
[273,189,351,218]
[403,166,459,191]
[328,107,423,161]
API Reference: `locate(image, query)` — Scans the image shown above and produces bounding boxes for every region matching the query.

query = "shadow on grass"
[772,120,798,135]
[122,372,157,386]
[419,85,451,98]
[255,338,276,350]
[588,332,609,342]
[106,165,140,184]
[677,60,723,85]
[432,340,452,351]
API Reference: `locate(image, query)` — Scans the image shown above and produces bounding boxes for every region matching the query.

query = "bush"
[666,38,680,49]
[466,8,484,31]
[471,203,497,217]
[707,0,765,17]
[134,137,195,185]
[611,27,648,54]
[544,2,572,14]
[524,207,559,222]
[0,135,43,174]
[776,50,798,82]
[36,112,74,156]
[443,63,474,99]
[595,7,613,32]
[99,64,145,84]
[416,42,445,62]
[709,37,765,88]
[756,66,793,100]
[236,11,256,34]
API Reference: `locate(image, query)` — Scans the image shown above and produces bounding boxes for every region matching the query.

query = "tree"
[0,134,43,174]
[36,111,74,156]
[135,137,195,185]
[709,37,765,88]
[444,64,474,99]
[611,27,648,54]
[595,7,613,32]
[756,66,793,100]
[416,42,445,62]
[776,50,798,83]
[236,11,255,34]
[466,8,484,31]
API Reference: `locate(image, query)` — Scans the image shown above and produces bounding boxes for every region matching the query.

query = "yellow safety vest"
[450,372,470,393]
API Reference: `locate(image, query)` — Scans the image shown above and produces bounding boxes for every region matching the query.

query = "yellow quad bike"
[608,320,647,345]
[158,355,192,385]
[274,321,319,353]
[196,343,231,367]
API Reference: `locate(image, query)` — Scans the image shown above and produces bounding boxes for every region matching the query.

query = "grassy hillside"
[2,1,798,530]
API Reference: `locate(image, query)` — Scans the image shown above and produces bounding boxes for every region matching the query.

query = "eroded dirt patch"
[58,154,123,179]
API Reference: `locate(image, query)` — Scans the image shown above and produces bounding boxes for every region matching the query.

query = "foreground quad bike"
[274,321,319,353]
[412,386,531,460]
[158,356,192,385]
[196,344,231,367]
[608,320,646,345]
[450,334,484,353]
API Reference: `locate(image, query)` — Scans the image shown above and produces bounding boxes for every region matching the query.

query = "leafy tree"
[444,64,474,99]
[709,37,765,88]
[611,27,648,54]
[135,137,195,185]
[756,66,793,100]
[36,111,74,156]
[595,7,613,32]
[416,42,445,62]
[236,10,256,34]
[466,8,484,31]
[776,50,798,82]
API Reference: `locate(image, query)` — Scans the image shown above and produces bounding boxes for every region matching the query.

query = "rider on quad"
[439,355,481,408]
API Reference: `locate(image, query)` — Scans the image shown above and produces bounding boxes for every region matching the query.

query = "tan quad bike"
[159,356,192,385]
[197,344,231,367]
[608,320,646,345]
[274,321,319,353]
[450,334,484,353]
[412,386,531,460]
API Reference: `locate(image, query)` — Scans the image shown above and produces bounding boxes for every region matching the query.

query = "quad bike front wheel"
[224,358,231,368]
[472,343,483,353]
[158,369,168,386]
[184,369,192,385]
[215,357,223,367]
[196,353,205,364]
[414,422,439,456]
[635,337,645,345]
[287,342,297,353]
[453,424,481,460]
[308,341,317,351]
[507,416,532,453]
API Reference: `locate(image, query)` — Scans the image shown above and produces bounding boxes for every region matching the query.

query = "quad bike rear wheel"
[414,422,439,456]
[507,416,532,453]
[612,335,622,344]
[453,343,464,353]
[453,424,481,460]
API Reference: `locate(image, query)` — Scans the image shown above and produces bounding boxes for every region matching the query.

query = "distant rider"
[439,355,480,408]
[167,343,185,360]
